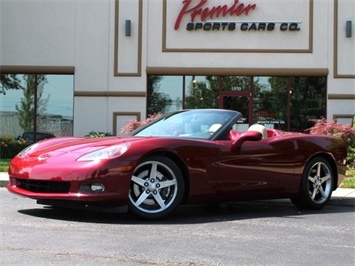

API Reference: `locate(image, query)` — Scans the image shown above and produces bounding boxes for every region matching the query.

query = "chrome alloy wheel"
[306,161,332,205]
[128,156,184,219]
[291,156,334,209]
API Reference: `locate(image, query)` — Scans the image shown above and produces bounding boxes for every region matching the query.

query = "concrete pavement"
[1,171,354,207]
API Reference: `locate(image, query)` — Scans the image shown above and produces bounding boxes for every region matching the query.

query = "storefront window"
[253,76,326,131]
[222,76,251,92]
[290,77,326,131]
[185,76,219,109]
[147,75,326,132]
[0,74,74,142]
[147,75,182,114]
[253,77,288,130]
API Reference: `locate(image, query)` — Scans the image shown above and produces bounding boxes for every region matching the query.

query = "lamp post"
[33,75,38,143]
[287,77,292,132]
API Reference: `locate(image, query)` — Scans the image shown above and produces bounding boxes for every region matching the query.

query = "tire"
[128,155,185,219]
[291,157,334,209]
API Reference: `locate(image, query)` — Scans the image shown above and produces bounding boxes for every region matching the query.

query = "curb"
[0,172,8,188]
[329,188,355,207]
[328,197,355,207]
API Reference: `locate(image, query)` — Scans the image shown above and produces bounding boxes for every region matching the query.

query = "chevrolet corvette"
[8,109,347,219]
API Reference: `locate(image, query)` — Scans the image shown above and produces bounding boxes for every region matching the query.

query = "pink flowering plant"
[308,117,355,168]
[120,113,162,134]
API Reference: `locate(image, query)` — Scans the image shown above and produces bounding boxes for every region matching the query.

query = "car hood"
[24,136,148,157]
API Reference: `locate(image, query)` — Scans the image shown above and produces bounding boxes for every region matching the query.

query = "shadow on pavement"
[17,200,355,225]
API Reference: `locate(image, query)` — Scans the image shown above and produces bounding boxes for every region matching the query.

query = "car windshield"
[133,109,239,140]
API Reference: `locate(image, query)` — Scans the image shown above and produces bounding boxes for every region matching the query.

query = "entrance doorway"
[221,94,252,131]
[219,76,253,130]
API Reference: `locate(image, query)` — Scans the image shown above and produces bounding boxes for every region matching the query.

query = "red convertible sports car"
[8,109,347,219]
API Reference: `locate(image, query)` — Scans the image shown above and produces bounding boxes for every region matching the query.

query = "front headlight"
[77,143,130,161]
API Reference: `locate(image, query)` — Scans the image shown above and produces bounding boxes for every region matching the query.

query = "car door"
[216,137,298,201]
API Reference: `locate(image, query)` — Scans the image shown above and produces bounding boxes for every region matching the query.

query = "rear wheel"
[128,155,185,219]
[291,157,334,209]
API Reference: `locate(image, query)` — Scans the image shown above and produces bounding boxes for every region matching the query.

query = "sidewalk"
[1,172,354,206]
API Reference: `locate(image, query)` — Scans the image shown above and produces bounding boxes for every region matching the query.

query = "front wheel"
[291,157,334,209]
[128,156,185,219]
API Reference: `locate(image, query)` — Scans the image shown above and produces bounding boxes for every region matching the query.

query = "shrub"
[85,131,113,138]
[0,135,29,159]
[120,113,162,134]
[308,117,355,168]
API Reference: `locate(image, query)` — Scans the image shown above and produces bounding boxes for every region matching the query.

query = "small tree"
[15,75,49,131]
[0,74,22,95]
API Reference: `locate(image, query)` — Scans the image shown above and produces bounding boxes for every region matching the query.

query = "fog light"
[91,183,105,192]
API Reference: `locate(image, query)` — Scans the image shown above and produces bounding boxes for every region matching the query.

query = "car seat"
[248,124,267,139]
[209,124,222,134]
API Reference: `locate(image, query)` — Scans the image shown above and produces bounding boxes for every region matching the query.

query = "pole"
[33,75,38,142]
[287,77,291,131]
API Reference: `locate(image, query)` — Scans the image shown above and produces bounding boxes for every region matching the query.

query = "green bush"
[0,159,11,172]
[85,131,113,138]
[340,177,355,188]
[0,135,30,159]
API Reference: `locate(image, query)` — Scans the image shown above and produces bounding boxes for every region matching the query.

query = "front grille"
[16,178,70,193]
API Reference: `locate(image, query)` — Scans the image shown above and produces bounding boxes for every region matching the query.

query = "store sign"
[164,0,311,51]
[174,0,301,32]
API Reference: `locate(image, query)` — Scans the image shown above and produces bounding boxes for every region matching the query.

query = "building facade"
[0,0,354,137]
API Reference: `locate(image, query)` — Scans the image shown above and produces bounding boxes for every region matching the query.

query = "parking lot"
[1,188,354,265]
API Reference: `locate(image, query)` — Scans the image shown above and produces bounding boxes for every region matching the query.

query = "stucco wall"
[1,0,354,136]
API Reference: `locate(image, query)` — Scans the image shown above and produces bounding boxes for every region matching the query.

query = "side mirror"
[231,131,262,152]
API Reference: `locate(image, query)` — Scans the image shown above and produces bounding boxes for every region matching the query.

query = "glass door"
[222,94,251,131]
[219,76,253,131]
